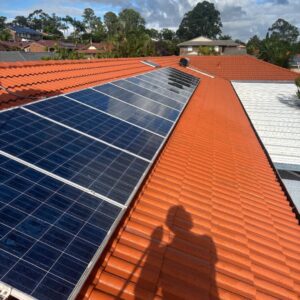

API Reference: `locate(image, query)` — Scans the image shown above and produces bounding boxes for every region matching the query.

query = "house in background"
[77,42,113,58]
[178,36,246,56]
[8,26,42,42]
[23,40,80,53]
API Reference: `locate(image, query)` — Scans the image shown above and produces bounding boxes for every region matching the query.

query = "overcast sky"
[1,0,299,41]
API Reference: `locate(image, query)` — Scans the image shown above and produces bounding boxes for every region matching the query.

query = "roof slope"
[189,56,298,81]
[0,56,178,110]
[178,36,238,47]
[80,74,300,300]
[1,57,299,300]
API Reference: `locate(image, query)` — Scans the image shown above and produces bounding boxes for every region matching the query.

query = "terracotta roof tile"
[78,72,300,300]
[188,55,298,80]
[0,56,179,110]
[1,56,299,300]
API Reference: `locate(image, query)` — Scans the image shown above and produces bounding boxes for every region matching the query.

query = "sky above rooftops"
[1,0,299,41]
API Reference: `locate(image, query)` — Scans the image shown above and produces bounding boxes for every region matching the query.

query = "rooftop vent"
[179,57,190,67]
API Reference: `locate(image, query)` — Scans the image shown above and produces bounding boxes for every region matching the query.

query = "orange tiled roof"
[0,56,179,110]
[188,55,298,81]
[0,56,299,300]
[79,70,300,300]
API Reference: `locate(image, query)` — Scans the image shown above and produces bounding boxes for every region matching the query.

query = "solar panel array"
[0,67,199,300]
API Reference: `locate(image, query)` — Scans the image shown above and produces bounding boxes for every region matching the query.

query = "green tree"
[0,16,6,30]
[160,28,176,41]
[104,12,119,38]
[246,35,262,56]
[64,16,85,42]
[234,39,245,46]
[11,16,28,27]
[258,34,294,68]
[268,18,299,43]
[219,34,232,40]
[0,16,11,41]
[118,9,145,34]
[177,1,222,40]
[146,28,160,40]
[198,46,217,55]
[82,8,106,42]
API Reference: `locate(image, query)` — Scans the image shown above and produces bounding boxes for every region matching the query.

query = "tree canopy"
[268,18,299,43]
[177,1,222,40]
[246,19,299,68]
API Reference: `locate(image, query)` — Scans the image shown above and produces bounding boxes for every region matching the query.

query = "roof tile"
[79,72,300,300]
[189,55,298,80]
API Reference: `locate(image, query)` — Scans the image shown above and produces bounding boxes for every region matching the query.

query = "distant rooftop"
[178,36,238,47]
[9,25,42,36]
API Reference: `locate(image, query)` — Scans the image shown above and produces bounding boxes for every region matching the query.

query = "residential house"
[178,36,246,56]
[8,26,42,42]
[77,42,114,58]
[23,40,79,53]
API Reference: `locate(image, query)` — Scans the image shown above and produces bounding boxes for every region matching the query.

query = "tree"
[198,46,217,55]
[0,16,11,41]
[11,16,29,27]
[258,34,294,68]
[246,35,262,56]
[82,8,105,42]
[146,28,160,40]
[118,9,145,35]
[0,16,6,30]
[219,34,232,40]
[63,16,85,42]
[234,39,246,46]
[177,1,222,41]
[104,12,119,38]
[268,18,299,43]
[160,28,176,41]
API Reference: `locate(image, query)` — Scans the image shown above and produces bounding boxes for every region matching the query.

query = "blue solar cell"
[93,83,179,121]
[158,68,199,87]
[27,96,164,160]
[139,72,192,95]
[112,79,184,110]
[68,88,172,136]
[0,109,149,204]
[0,155,121,299]
[32,273,74,300]
[126,77,187,103]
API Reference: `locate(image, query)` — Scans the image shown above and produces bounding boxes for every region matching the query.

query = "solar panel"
[125,77,187,103]
[93,83,180,121]
[25,96,164,161]
[67,89,173,136]
[0,154,121,300]
[0,67,199,300]
[112,80,184,110]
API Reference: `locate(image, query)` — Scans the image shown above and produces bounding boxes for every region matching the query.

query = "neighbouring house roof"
[178,38,238,47]
[188,55,298,81]
[0,51,56,63]
[8,26,42,36]
[0,41,30,50]
[0,56,299,300]
[0,56,178,109]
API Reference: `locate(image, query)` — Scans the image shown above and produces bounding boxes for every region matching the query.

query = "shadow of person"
[134,205,219,300]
